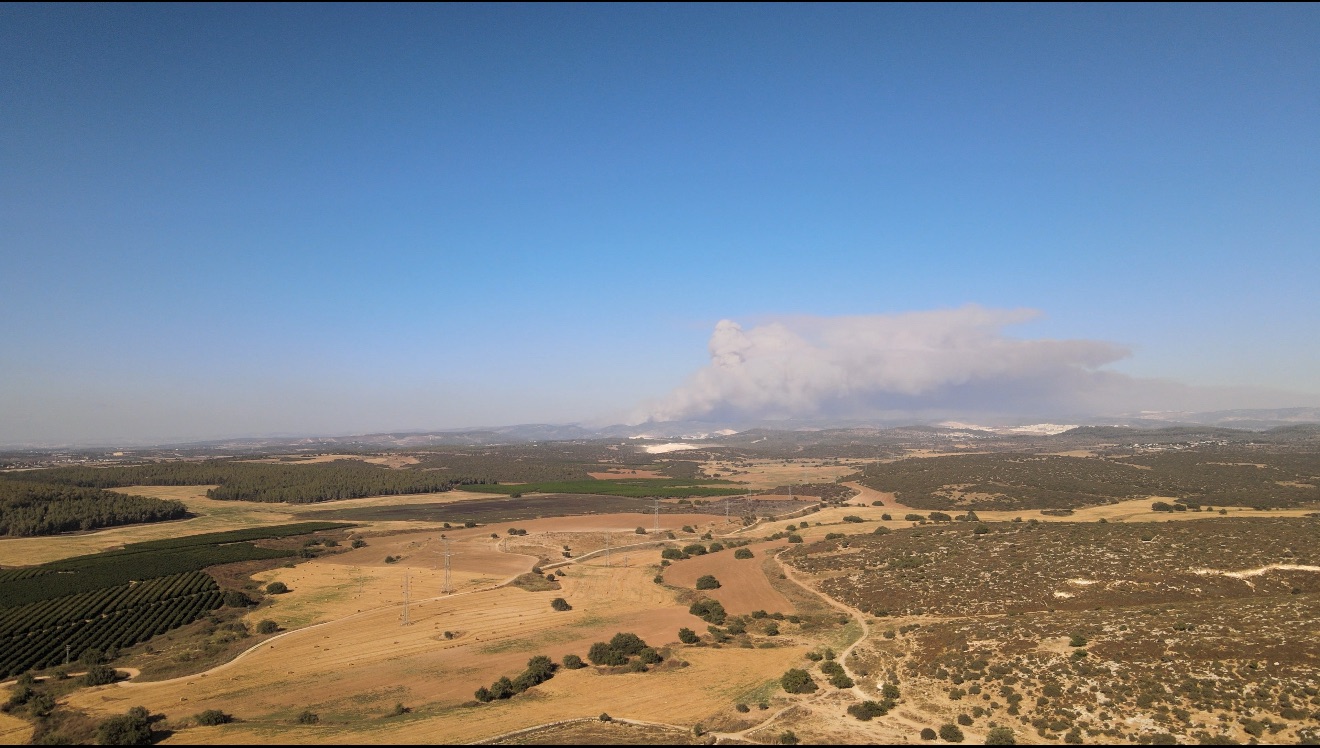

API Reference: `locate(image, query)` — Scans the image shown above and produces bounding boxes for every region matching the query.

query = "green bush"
[551,597,572,611]
[678,627,700,644]
[848,700,892,720]
[695,575,721,590]
[781,668,818,694]
[689,598,727,624]
[786,534,803,544]
[939,723,964,742]
[95,708,154,745]
[733,548,754,559]
[588,642,627,666]
[194,709,233,726]
[562,654,586,669]
[266,581,288,594]
[82,665,119,686]
[985,726,1016,745]
[256,619,279,634]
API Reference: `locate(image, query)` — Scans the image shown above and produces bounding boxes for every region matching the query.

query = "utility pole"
[604,532,611,567]
[653,498,660,533]
[402,571,411,626]
[442,538,453,595]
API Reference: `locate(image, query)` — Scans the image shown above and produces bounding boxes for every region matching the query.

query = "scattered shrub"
[781,668,818,694]
[689,598,727,624]
[297,710,319,725]
[256,619,279,634]
[734,547,755,559]
[82,665,119,687]
[939,723,964,742]
[550,597,572,611]
[266,581,288,594]
[678,627,700,644]
[95,707,154,745]
[695,574,721,590]
[194,709,233,726]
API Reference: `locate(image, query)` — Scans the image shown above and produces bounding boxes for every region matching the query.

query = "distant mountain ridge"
[5,408,1318,452]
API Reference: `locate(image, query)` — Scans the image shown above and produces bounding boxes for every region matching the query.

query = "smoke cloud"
[636,305,1195,423]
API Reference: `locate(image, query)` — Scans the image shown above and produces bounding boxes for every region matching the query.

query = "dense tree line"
[0,480,187,537]
[1,460,459,504]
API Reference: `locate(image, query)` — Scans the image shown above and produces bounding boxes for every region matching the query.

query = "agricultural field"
[2,436,1318,745]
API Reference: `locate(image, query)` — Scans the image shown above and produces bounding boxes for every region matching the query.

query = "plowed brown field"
[662,542,794,614]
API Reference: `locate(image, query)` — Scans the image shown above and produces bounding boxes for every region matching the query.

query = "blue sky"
[2,4,1317,444]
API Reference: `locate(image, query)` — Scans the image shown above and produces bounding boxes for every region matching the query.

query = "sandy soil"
[662,542,795,615]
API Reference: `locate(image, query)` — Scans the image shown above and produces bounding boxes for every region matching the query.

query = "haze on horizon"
[2,5,1318,446]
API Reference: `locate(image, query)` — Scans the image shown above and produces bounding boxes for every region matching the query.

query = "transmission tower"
[401,571,411,626]
[442,538,453,595]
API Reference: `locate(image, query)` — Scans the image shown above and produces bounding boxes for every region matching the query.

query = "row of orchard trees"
[0,578,223,677]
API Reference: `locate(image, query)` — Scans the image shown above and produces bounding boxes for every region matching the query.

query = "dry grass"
[0,713,32,746]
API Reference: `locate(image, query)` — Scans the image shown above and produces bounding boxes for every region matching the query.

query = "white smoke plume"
[637,305,1142,423]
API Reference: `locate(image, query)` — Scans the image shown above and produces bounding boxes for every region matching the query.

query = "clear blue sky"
[2,4,1317,444]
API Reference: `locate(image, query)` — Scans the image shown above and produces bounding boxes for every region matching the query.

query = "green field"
[457,478,746,499]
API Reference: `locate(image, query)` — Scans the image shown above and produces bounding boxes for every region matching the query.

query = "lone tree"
[781,668,818,694]
[734,548,754,559]
[266,581,288,594]
[551,597,572,611]
[695,574,721,590]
